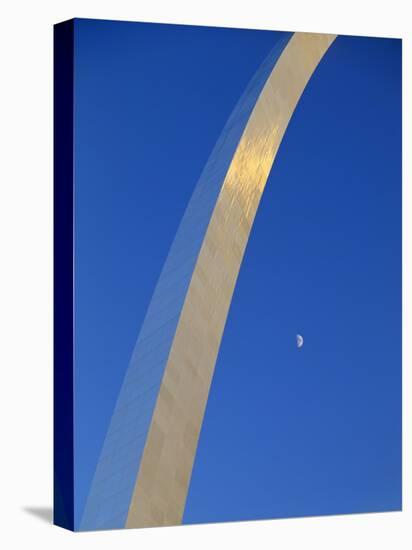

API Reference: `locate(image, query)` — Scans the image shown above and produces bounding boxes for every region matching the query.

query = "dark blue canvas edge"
[53,18,75,532]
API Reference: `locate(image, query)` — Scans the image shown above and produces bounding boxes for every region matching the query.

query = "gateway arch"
[81,31,336,530]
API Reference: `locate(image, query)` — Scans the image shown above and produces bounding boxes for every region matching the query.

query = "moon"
[296,334,304,349]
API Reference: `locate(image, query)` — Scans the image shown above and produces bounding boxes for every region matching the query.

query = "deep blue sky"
[74,19,401,527]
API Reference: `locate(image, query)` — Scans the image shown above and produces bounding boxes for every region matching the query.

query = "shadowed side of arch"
[79,32,294,531]
[126,32,336,528]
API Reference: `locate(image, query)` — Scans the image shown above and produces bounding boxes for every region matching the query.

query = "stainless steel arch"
[80,31,336,531]
[126,31,336,528]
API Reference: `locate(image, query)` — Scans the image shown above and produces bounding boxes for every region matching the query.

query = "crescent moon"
[296,334,304,349]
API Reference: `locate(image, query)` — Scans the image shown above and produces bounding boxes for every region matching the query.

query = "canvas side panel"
[53,19,74,531]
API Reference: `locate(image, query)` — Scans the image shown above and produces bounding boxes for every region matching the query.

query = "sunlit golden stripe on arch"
[127,32,336,528]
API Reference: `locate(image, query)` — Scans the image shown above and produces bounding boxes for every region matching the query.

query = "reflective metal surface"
[80,32,293,531]
[80,31,336,531]
[126,32,336,528]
